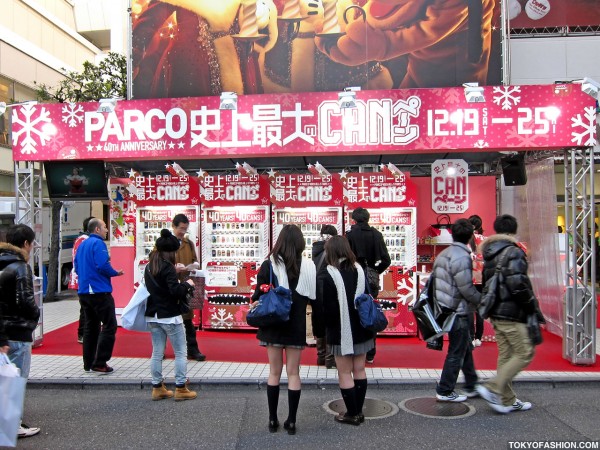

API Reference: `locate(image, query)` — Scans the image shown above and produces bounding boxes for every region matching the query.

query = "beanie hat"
[156,229,180,252]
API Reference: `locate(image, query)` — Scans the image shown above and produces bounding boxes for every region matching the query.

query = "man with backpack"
[476,214,540,413]
[432,219,481,402]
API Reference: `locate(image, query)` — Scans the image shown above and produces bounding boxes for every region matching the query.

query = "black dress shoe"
[268,420,279,433]
[334,413,360,426]
[283,420,296,435]
[358,413,365,423]
[188,352,206,362]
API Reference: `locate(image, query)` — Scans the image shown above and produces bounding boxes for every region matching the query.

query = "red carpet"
[33,322,599,372]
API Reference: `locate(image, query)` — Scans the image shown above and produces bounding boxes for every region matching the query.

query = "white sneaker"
[510,399,532,412]
[18,424,40,438]
[476,385,511,414]
[472,339,482,347]
[436,391,467,402]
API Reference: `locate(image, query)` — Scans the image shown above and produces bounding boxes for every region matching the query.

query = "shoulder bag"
[0,353,27,447]
[478,247,510,319]
[246,261,293,328]
[354,269,388,333]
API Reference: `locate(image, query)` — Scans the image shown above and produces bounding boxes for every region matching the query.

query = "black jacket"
[481,234,536,323]
[317,264,375,346]
[144,259,192,319]
[251,259,309,347]
[346,223,391,274]
[0,243,40,344]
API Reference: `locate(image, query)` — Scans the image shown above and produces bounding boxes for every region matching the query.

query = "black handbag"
[246,262,292,328]
[354,269,388,333]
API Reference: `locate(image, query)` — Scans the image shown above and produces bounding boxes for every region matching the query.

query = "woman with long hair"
[251,224,316,435]
[318,236,375,426]
[144,229,196,401]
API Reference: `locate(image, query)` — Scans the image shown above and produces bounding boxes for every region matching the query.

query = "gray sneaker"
[510,399,532,412]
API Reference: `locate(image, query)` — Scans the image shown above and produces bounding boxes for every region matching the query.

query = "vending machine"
[198,168,271,330]
[342,165,418,336]
[269,168,344,258]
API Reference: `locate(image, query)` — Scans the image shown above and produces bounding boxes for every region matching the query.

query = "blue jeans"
[436,315,478,395]
[149,322,188,386]
[8,341,32,379]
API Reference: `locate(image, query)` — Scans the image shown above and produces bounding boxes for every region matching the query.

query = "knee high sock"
[287,389,301,423]
[354,378,368,414]
[340,387,358,417]
[267,384,280,421]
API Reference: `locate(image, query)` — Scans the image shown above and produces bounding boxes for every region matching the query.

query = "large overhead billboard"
[130,0,503,99]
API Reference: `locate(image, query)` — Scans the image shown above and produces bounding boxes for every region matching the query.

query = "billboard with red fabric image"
[130,0,503,99]
[509,0,600,29]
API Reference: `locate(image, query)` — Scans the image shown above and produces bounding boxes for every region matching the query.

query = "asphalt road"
[7,382,600,450]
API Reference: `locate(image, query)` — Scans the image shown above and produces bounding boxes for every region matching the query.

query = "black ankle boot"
[268,419,279,433]
[283,420,296,435]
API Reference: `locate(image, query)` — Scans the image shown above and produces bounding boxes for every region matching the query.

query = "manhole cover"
[324,398,398,420]
[399,397,475,419]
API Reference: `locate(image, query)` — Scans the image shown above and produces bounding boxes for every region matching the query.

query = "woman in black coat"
[251,225,316,435]
[317,236,375,426]
[144,229,196,401]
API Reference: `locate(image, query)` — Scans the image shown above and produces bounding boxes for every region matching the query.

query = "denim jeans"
[149,322,188,386]
[8,341,32,379]
[436,315,478,395]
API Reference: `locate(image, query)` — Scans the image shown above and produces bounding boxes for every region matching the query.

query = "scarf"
[327,262,365,356]
[270,256,316,300]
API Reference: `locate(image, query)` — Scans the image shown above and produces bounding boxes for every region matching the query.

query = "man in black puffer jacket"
[476,214,538,414]
[0,224,41,438]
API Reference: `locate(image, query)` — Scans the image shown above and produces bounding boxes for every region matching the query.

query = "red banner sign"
[127,173,200,207]
[342,171,417,209]
[11,85,596,162]
[269,173,343,208]
[198,173,270,207]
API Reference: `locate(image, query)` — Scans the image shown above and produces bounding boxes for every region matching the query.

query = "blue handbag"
[246,262,293,328]
[354,269,388,333]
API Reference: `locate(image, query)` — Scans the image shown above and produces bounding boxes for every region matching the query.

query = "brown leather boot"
[174,386,197,401]
[152,383,174,401]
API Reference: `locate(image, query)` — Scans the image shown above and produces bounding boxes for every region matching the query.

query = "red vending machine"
[342,164,418,336]
[269,165,344,257]
[198,165,271,330]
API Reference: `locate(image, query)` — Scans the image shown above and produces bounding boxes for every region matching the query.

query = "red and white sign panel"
[273,209,338,226]
[431,159,469,213]
[269,173,343,208]
[198,173,270,207]
[11,86,596,162]
[127,173,200,207]
[342,171,417,209]
[205,208,267,224]
[510,0,600,28]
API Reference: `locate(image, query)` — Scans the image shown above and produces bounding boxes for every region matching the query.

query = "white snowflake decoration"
[473,139,489,148]
[492,86,521,110]
[61,103,84,128]
[395,277,413,305]
[571,106,597,147]
[11,103,52,155]
[211,308,234,328]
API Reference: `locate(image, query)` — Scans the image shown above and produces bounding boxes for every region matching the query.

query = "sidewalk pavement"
[30,294,600,388]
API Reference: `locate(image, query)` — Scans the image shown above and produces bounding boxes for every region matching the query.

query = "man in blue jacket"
[74,218,124,373]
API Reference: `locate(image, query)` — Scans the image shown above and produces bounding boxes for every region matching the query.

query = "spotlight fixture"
[338,87,360,109]
[578,77,600,99]
[97,98,118,114]
[220,92,237,110]
[463,82,485,103]
[0,100,38,115]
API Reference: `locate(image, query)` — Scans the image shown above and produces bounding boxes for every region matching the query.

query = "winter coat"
[481,234,536,323]
[145,258,193,319]
[0,243,40,343]
[251,258,310,347]
[346,223,391,274]
[74,234,119,294]
[432,242,481,315]
[318,264,375,346]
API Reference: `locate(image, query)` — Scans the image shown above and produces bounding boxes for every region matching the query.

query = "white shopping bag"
[0,353,26,447]
[121,281,150,332]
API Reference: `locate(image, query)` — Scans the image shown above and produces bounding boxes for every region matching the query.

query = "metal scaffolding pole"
[14,160,44,346]
[563,147,597,365]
